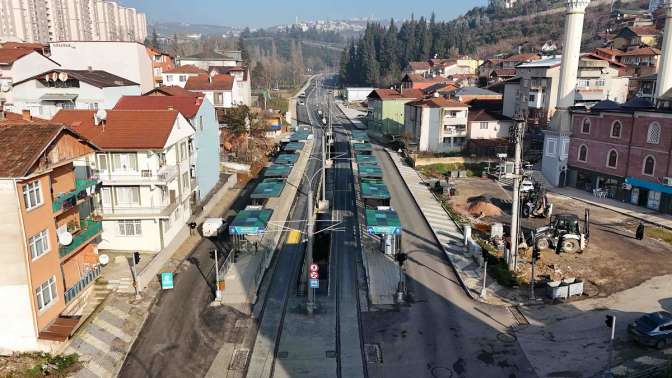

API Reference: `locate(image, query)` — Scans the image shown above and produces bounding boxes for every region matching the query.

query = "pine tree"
[381,19,400,86]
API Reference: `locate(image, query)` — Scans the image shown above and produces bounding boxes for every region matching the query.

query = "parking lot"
[445,176,672,298]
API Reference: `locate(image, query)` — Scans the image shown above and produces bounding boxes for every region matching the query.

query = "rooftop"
[355,154,378,165]
[357,164,383,178]
[517,56,562,69]
[0,48,34,65]
[251,178,286,199]
[620,46,661,57]
[185,74,234,91]
[360,179,390,199]
[229,208,273,235]
[263,164,293,178]
[52,109,180,150]
[15,69,138,88]
[407,97,468,108]
[368,88,424,100]
[408,61,431,70]
[353,143,373,152]
[283,142,305,152]
[163,64,207,74]
[114,95,203,119]
[274,154,299,165]
[454,87,501,97]
[144,85,204,98]
[365,208,401,235]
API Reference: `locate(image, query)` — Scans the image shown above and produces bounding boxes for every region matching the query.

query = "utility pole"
[530,232,538,302]
[305,187,316,314]
[214,249,221,300]
[321,121,327,203]
[509,115,525,271]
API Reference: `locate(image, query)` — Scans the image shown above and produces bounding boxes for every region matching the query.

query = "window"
[581,118,591,134]
[165,75,173,83]
[182,171,190,191]
[199,115,203,131]
[111,153,138,171]
[577,79,590,88]
[545,138,557,157]
[607,149,618,168]
[479,122,488,130]
[648,190,661,210]
[118,220,142,236]
[442,137,451,143]
[528,93,536,102]
[23,180,43,210]
[647,122,661,144]
[596,78,606,87]
[174,204,181,221]
[643,155,656,176]
[98,154,108,171]
[114,187,140,206]
[577,145,588,162]
[214,92,224,106]
[610,121,622,138]
[179,142,187,162]
[35,276,57,311]
[28,229,49,259]
[88,102,99,110]
[179,75,187,82]
[56,101,74,110]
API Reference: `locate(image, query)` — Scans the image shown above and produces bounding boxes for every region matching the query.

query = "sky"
[119,0,487,28]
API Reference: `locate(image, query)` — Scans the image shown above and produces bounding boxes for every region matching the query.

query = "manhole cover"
[364,343,382,364]
[325,350,337,358]
[228,348,249,371]
[277,351,289,359]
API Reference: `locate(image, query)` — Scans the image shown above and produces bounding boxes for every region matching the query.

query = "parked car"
[628,311,672,349]
[520,179,535,193]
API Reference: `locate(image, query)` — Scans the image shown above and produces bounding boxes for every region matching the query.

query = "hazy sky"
[119,0,487,28]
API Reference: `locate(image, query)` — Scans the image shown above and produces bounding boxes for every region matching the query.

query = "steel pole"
[131,255,141,300]
[480,259,488,299]
[530,255,536,301]
[509,119,524,271]
[321,126,326,203]
[214,249,221,300]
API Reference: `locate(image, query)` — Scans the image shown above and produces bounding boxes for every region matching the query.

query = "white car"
[520,179,535,193]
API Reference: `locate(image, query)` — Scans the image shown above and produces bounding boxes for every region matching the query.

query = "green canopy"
[251,178,286,198]
[264,164,292,178]
[229,208,273,235]
[275,154,299,165]
[358,164,383,178]
[283,142,305,152]
[355,154,378,165]
[365,208,401,235]
[360,179,390,199]
[353,143,373,152]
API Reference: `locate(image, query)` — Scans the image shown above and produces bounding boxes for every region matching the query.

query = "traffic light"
[133,251,141,265]
[605,315,615,328]
[395,253,408,265]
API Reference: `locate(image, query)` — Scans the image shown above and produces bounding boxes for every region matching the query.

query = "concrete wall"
[502,82,519,118]
[413,156,495,167]
[192,98,221,199]
[468,120,512,139]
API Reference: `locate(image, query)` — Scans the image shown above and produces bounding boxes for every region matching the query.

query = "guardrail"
[64,264,102,303]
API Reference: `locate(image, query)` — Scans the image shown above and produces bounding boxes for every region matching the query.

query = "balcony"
[52,179,99,214]
[64,264,102,304]
[99,165,178,186]
[59,219,102,259]
[99,201,179,219]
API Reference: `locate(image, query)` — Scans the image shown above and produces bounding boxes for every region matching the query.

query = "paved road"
[329,104,537,378]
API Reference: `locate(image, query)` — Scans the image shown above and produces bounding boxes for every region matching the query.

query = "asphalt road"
[328,105,537,377]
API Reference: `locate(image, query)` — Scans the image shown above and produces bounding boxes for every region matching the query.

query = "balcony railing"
[52,179,99,213]
[100,201,178,217]
[98,165,178,185]
[64,264,101,303]
[59,219,102,258]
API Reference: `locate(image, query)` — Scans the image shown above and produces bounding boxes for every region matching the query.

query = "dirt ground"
[445,176,672,299]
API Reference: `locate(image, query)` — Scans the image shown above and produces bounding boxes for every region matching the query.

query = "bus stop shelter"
[353,143,373,155]
[356,154,377,165]
[358,163,383,178]
[283,142,305,153]
[275,154,299,165]
[365,208,401,255]
[360,178,390,208]
[229,207,274,253]
[264,164,292,178]
[351,130,369,143]
[251,178,286,205]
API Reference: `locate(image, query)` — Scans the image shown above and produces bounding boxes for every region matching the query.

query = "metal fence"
[64,264,102,304]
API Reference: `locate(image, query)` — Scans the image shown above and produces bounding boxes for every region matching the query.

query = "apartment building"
[177,50,243,70]
[161,65,207,89]
[114,95,221,200]
[10,68,140,118]
[147,47,174,87]
[52,109,196,253]
[404,97,469,153]
[367,88,424,136]
[49,41,154,92]
[185,74,234,108]
[208,66,252,106]
[0,0,147,43]
[0,122,101,352]
[0,45,59,108]
[503,55,629,127]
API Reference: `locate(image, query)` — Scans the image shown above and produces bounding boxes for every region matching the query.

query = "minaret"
[541,0,591,187]
[656,1,672,99]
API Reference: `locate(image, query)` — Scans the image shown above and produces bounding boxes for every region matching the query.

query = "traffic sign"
[309,279,319,288]
[161,272,174,289]
[309,271,319,279]
[309,264,319,272]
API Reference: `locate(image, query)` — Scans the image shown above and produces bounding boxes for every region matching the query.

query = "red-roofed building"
[185,74,236,108]
[0,47,59,111]
[619,46,661,76]
[401,73,450,90]
[366,88,425,136]
[147,47,175,87]
[612,25,660,50]
[144,85,204,98]
[404,96,470,153]
[161,65,207,88]
[52,108,197,254]
[405,61,431,76]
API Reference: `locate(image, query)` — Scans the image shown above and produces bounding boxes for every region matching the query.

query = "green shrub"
[491,259,520,287]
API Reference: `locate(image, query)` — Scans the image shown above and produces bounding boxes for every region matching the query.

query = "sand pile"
[467,198,503,217]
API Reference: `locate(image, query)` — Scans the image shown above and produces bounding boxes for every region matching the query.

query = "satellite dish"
[58,72,68,81]
[51,72,58,81]
[58,231,73,246]
[98,254,110,265]
[0,82,10,92]
[95,109,107,121]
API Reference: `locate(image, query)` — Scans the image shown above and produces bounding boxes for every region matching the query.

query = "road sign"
[309,271,319,279]
[287,230,302,244]
[161,272,174,289]
[309,264,319,272]
[309,278,319,288]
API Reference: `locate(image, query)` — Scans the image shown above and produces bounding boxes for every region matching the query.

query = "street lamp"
[299,164,326,314]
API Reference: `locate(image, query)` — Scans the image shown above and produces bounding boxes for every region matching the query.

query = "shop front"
[567,167,626,201]
[625,177,672,214]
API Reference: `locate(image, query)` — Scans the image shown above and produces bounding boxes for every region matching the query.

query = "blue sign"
[309,279,319,289]
[161,272,174,289]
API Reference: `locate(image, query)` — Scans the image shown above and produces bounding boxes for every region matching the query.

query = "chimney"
[656,1,672,99]
[22,109,31,121]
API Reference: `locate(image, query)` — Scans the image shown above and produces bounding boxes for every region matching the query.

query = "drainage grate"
[364,343,382,364]
[325,350,337,358]
[228,348,249,371]
[509,306,530,328]
[277,351,289,359]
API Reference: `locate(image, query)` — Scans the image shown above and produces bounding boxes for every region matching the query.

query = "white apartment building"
[161,65,207,88]
[49,41,154,92]
[209,66,252,106]
[52,109,196,253]
[0,46,59,107]
[10,68,140,118]
[0,0,147,43]
[185,74,234,108]
[404,97,469,153]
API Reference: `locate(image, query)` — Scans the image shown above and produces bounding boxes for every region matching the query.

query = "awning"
[40,93,78,101]
[625,177,672,195]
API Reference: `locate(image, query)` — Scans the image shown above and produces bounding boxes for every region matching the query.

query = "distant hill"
[150,22,241,38]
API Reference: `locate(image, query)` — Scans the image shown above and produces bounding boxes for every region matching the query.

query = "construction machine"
[533,209,590,253]
[521,182,553,218]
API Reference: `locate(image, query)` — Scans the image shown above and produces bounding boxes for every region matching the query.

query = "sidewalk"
[548,185,672,230]
[65,185,241,378]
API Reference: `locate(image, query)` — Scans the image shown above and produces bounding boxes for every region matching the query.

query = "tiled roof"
[468,108,512,122]
[114,95,203,119]
[403,74,449,83]
[455,87,501,96]
[0,112,49,126]
[0,124,63,177]
[408,61,431,70]
[0,42,47,51]
[503,53,541,62]
[629,25,659,36]
[621,46,661,56]
[144,85,204,98]
[595,47,624,57]
[209,66,248,80]
[422,82,459,95]
[368,88,425,100]
[15,69,138,87]
[493,68,517,77]
[407,97,467,108]
[163,64,207,74]
[185,74,234,91]
[52,109,179,150]
[0,48,33,65]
